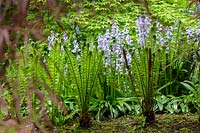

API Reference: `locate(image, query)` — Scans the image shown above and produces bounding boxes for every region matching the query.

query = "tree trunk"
[199,115,200,123]
[79,110,92,129]
[144,110,155,124]
[143,48,155,125]
[142,99,155,124]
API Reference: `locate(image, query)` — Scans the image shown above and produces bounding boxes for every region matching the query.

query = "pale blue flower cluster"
[47,30,80,56]
[165,26,173,42]
[186,28,194,42]
[164,26,175,54]
[48,31,69,52]
[165,26,174,54]
[48,30,56,51]
[63,32,68,43]
[186,26,200,45]
[98,22,133,74]
[155,21,165,46]
[156,22,174,45]
[156,21,163,32]
[72,38,80,53]
[61,32,68,51]
[136,15,151,46]
[154,21,174,53]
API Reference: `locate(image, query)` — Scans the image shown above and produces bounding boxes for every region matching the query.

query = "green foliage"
[89,97,138,120]
[155,95,190,114]
[150,0,190,25]
[65,46,102,111]
[187,84,200,114]
[158,43,199,96]
[51,95,79,125]
[2,0,200,129]
[62,95,79,119]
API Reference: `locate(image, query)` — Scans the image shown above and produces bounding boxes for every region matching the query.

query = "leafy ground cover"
[0,0,200,132]
[58,114,200,133]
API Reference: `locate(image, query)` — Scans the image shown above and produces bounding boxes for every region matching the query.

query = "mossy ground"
[1,114,199,132]
[59,114,200,133]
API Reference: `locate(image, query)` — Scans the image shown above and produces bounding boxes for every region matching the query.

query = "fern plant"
[65,45,102,128]
[123,15,173,124]
[125,47,161,124]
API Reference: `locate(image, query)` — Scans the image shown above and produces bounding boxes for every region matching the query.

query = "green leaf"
[124,102,132,112]
[165,104,174,114]
[172,102,179,113]
[116,104,124,112]
[157,102,164,111]
[156,95,169,104]
[157,81,175,92]
[134,105,141,114]
[180,103,186,113]
[179,81,195,91]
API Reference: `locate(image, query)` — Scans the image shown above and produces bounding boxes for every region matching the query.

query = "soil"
[61,114,200,133]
